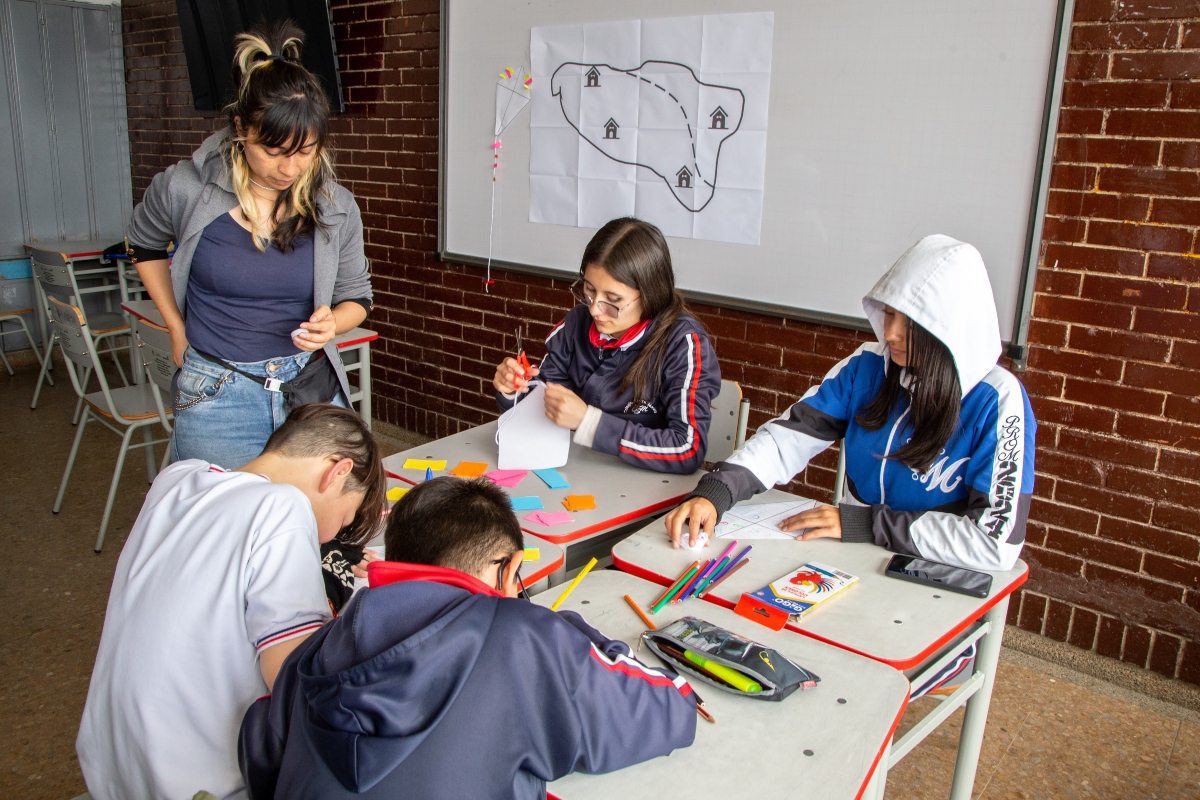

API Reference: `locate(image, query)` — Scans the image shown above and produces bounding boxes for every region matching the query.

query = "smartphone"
[884,554,993,599]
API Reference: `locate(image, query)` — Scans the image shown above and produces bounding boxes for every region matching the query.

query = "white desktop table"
[534,571,910,800]
[611,490,1029,800]
[383,420,703,575]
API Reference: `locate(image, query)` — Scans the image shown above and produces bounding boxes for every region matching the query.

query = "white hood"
[862,234,1002,396]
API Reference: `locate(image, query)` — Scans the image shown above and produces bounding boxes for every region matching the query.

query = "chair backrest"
[46,295,95,374]
[704,379,744,463]
[30,249,74,291]
[134,319,176,393]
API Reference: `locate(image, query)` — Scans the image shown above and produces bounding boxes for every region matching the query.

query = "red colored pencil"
[650,561,700,608]
[672,560,712,604]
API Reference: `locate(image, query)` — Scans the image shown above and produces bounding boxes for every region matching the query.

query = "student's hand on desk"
[543,383,587,429]
[294,305,337,351]
[665,498,718,548]
[779,504,843,540]
[351,548,381,580]
[494,358,539,394]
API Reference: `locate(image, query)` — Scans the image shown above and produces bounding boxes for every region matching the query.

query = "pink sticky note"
[485,469,528,488]
[525,510,575,527]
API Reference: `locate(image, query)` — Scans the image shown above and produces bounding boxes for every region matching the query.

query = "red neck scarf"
[366,561,502,597]
[587,318,652,349]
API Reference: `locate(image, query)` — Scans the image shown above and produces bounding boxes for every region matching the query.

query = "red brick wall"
[120,0,1200,683]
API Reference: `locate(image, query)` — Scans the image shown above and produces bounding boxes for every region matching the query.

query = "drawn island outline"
[549,60,746,213]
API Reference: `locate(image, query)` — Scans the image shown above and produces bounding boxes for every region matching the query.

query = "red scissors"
[515,327,533,383]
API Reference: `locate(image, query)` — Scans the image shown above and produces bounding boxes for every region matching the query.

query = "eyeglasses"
[491,555,528,598]
[570,280,639,319]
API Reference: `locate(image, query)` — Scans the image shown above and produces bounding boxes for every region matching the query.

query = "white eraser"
[290,328,307,339]
[682,532,709,551]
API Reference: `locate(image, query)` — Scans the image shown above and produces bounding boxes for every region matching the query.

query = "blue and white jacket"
[689,236,1036,571]
[498,305,720,474]
[239,562,697,799]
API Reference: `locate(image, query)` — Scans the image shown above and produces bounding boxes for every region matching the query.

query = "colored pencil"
[702,544,753,590]
[624,594,656,630]
[652,562,701,613]
[650,561,699,608]
[698,557,751,597]
[691,541,739,597]
[550,557,598,611]
[672,560,712,604]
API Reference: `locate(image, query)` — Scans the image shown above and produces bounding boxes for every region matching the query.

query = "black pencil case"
[643,616,820,701]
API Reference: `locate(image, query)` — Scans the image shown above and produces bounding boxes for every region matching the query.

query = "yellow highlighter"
[683,650,763,693]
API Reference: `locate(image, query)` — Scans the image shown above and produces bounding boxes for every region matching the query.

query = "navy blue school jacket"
[238,562,697,799]
[498,305,721,474]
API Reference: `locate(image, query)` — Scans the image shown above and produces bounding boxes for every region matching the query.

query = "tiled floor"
[4,361,1200,799]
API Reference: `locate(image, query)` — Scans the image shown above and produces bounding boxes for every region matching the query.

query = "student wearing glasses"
[239,476,698,798]
[492,218,721,474]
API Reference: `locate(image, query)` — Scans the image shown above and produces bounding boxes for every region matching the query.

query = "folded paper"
[510,495,545,510]
[402,458,447,471]
[533,468,571,489]
[562,494,596,512]
[449,461,489,478]
[485,469,528,487]
[386,487,409,503]
[495,382,570,470]
[525,511,576,526]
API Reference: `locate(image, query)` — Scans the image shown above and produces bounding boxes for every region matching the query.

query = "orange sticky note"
[449,461,488,478]
[562,494,596,512]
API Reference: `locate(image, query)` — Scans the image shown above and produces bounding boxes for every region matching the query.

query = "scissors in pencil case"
[515,327,533,382]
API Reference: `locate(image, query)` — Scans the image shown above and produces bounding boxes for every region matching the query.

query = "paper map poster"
[529,13,774,245]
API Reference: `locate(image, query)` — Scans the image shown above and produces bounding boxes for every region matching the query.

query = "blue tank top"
[185,213,315,362]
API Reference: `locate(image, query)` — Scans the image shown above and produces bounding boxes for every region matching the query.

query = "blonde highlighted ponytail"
[224,19,333,252]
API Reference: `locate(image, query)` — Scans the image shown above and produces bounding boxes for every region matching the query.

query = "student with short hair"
[493,217,721,474]
[76,404,386,800]
[240,476,698,799]
[667,235,1036,571]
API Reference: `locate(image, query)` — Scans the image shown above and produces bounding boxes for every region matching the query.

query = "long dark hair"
[856,318,961,473]
[225,19,333,251]
[580,218,701,407]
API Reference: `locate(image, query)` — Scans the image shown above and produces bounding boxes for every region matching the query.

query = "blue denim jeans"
[169,346,318,469]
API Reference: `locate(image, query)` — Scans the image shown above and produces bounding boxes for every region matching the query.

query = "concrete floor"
[4,359,1200,799]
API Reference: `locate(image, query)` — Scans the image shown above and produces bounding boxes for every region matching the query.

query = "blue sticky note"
[533,468,571,490]
[510,495,544,511]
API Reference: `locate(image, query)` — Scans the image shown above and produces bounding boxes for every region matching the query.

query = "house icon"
[710,106,728,130]
[586,67,601,88]
[604,118,619,139]
[676,166,692,189]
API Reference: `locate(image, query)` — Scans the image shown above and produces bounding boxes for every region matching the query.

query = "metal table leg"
[948,596,1010,800]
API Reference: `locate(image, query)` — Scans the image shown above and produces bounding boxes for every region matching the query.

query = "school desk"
[119,300,379,429]
[532,570,909,800]
[382,420,703,576]
[367,476,565,590]
[610,489,1029,800]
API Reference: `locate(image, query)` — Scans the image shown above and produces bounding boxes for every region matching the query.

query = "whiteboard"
[441,0,1068,342]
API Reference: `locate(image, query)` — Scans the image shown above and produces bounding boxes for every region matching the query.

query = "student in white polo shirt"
[76,404,386,800]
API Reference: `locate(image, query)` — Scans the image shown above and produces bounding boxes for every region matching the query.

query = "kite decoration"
[485,67,533,291]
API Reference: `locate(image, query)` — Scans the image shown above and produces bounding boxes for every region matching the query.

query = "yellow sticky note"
[523,547,540,562]
[402,459,447,471]
[386,487,409,502]
[562,494,596,512]
[449,461,489,478]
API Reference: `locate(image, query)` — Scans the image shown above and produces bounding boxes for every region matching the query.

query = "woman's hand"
[665,497,718,548]
[169,327,189,368]
[294,305,337,351]
[544,383,587,429]
[494,358,539,394]
[778,504,843,540]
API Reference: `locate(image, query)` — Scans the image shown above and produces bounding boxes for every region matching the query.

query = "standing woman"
[127,20,372,468]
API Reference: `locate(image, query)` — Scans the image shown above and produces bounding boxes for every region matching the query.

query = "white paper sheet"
[495,382,571,470]
[714,499,818,540]
[530,12,774,245]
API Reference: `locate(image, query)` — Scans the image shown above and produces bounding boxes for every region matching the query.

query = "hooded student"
[493,217,721,474]
[666,235,1036,572]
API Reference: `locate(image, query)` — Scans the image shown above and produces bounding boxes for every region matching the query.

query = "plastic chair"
[29,248,132,411]
[0,308,43,375]
[704,379,750,463]
[47,296,172,552]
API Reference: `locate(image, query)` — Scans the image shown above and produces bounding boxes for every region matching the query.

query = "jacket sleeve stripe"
[545,319,567,344]
[588,645,694,696]
[618,333,702,460]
